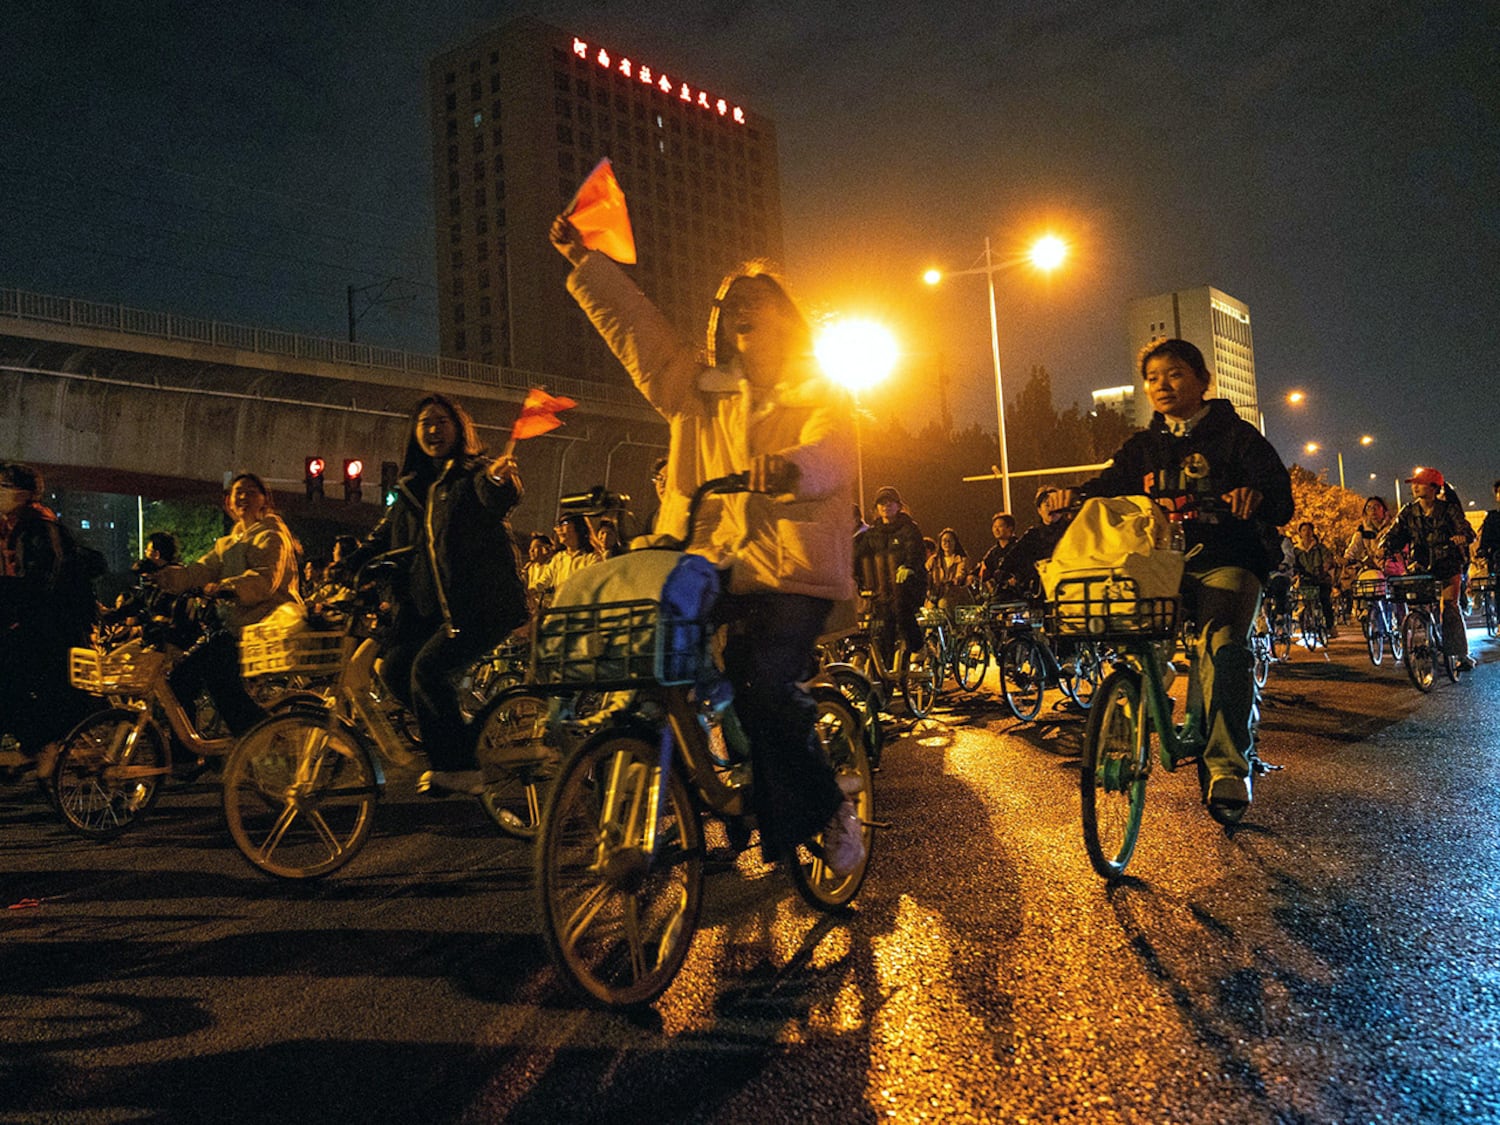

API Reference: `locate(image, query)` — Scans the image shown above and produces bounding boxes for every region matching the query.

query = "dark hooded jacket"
[346,441,528,641]
[853,510,927,603]
[1078,399,1294,581]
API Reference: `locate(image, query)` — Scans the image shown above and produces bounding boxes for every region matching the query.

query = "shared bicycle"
[531,475,876,1007]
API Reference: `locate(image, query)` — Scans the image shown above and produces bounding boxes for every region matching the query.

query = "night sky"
[6,2,1496,504]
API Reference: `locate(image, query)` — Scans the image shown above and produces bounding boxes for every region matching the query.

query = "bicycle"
[50,612,327,840]
[1469,573,1497,639]
[989,598,1104,722]
[1293,579,1329,652]
[1353,572,1403,667]
[822,598,940,719]
[1249,603,1273,688]
[1387,572,1462,692]
[220,556,560,878]
[532,475,875,1008]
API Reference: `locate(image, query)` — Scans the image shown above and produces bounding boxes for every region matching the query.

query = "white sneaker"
[418,769,485,797]
[820,776,867,877]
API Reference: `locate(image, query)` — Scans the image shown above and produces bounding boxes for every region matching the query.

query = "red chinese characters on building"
[569,35,745,126]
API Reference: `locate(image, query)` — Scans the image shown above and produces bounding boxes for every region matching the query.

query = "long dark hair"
[705,264,812,368]
[400,394,485,478]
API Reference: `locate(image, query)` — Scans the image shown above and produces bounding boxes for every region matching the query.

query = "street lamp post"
[925,234,1066,515]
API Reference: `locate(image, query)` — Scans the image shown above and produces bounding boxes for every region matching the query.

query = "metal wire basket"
[1385,574,1441,605]
[1049,574,1180,640]
[69,644,167,696]
[531,597,710,689]
[240,618,345,678]
[1352,576,1389,599]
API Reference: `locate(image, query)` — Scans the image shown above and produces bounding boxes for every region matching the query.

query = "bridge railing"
[0,286,640,408]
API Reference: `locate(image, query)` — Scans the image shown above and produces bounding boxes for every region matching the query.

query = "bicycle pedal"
[1253,758,1284,773]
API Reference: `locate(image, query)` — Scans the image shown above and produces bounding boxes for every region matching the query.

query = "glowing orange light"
[619,58,632,78]
[922,268,943,286]
[679,83,691,101]
[733,107,745,123]
[1029,235,1067,271]
[1287,390,1305,405]
[659,74,671,92]
[596,48,610,68]
[639,65,652,84]
[572,38,588,59]
[716,98,727,115]
[345,459,363,479]
[1305,442,1320,455]
[1360,434,1374,446]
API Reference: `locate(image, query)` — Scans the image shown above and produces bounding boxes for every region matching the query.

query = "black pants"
[168,630,266,736]
[381,611,494,772]
[716,591,843,858]
[0,626,96,757]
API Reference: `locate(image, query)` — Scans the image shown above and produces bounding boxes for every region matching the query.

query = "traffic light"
[380,461,399,507]
[343,458,363,502]
[304,456,325,501]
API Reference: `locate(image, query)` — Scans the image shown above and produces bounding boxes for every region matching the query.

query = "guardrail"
[0,286,641,408]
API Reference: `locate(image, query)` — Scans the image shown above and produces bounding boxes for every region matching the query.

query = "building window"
[472,111,483,127]
[455,329,466,350]
[479,295,491,316]
[479,270,491,290]
[445,91,456,111]
[476,214,488,235]
[472,134,484,154]
[492,154,505,175]
[469,80,480,100]
[454,303,465,323]
[489,74,500,92]
[473,187,485,207]
[448,171,459,191]
[447,145,458,166]
[451,277,463,297]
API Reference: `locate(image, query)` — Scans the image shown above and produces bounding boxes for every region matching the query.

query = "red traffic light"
[344,459,363,480]
[305,456,325,479]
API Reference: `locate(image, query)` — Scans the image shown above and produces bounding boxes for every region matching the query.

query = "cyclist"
[339,394,530,796]
[927,527,973,618]
[995,486,1076,598]
[854,485,928,670]
[1476,481,1500,625]
[1072,338,1293,814]
[1379,466,1475,672]
[152,473,302,736]
[975,511,1018,594]
[551,214,863,875]
[1292,521,1339,639]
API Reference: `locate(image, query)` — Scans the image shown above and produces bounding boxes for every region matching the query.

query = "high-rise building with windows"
[1126,286,1259,428]
[428,18,784,384]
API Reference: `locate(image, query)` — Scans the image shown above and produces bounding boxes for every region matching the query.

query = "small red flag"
[510,388,577,442]
[565,158,637,264]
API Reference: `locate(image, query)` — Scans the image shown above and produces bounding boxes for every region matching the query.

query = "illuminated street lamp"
[815,316,899,513]
[925,233,1067,513]
[1287,390,1306,406]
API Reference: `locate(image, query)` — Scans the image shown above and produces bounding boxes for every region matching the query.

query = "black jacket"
[853,511,927,603]
[0,503,97,644]
[349,456,528,642]
[996,519,1069,599]
[1380,498,1473,582]
[1079,399,1294,581]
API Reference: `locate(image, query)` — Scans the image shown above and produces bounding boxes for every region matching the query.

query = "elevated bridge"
[0,287,668,565]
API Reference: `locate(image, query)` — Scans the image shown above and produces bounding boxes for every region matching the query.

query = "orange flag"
[565,158,637,264]
[510,388,577,443]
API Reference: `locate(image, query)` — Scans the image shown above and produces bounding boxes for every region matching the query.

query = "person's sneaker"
[1456,656,1476,672]
[1206,772,1251,808]
[417,769,485,797]
[820,775,867,877]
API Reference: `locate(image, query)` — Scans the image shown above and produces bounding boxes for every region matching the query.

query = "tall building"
[428,19,784,384]
[1126,286,1259,428]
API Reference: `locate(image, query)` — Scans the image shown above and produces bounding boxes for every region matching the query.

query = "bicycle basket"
[954,603,987,627]
[239,617,345,678]
[1049,572,1179,640]
[917,606,947,628]
[69,644,166,696]
[1386,574,1440,604]
[1352,576,1388,599]
[986,599,1034,626]
[531,597,710,689]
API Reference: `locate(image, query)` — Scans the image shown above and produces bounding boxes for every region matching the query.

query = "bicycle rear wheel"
[1080,668,1149,879]
[53,709,167,839]
[820,663,884,769]
[1000,635,1046,722]
[474,687,556,839]
[1271,617,1294,662]
[222,712,380,879]
[953,628,990,692]
[788,691,875,911]
[1252,633,1272,687]
[535,732,704,1008]
[1402,613,1434,692]
[1363,610,1384,666]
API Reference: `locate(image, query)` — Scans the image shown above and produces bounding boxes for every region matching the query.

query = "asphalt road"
[4,626,1498,1124]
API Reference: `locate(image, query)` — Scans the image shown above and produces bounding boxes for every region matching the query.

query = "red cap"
[1406,466,1445,488]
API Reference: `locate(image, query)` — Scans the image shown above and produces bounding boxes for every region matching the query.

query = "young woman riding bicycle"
[1069,338,1293,817]
[1378,466,1475,672]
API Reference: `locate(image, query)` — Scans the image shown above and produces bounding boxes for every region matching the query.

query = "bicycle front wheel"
[53,709,168,839]
[535,732,704,1008]
[1000,635,1046,722]
[474,687,556,839]
[820,663,885,770]
[1059,642,1104,711]
[222,712,380,879]
[953,628,990,692]
[1080,668,1149,879]
[789,691,875,911]
[903,642,940,718]
[1252,634,1272,687]
[1402,613,1435,692]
